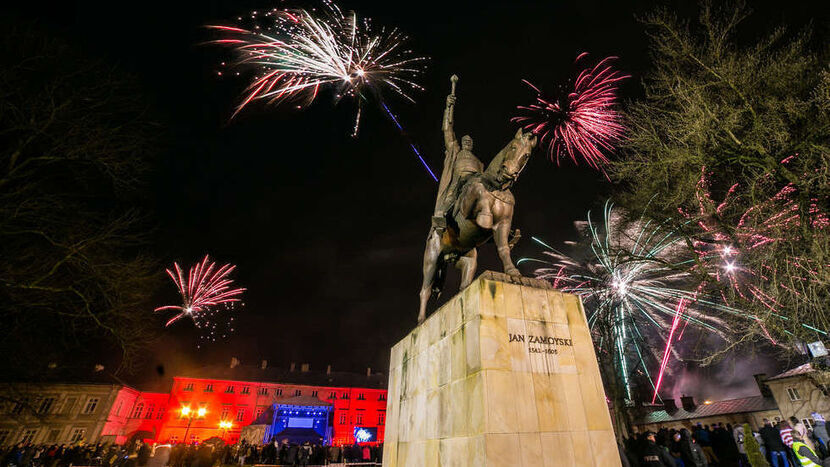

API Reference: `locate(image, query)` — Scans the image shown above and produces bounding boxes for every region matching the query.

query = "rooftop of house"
[635,395,779,425]
[766,363,814,381]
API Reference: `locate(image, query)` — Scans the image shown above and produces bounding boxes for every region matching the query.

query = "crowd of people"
[622,412,830,467]
[184,439,383,466]
[0,438,383,467]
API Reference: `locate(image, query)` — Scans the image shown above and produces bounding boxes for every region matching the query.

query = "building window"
[379,393,387,401]
[0,431,10,446]
[47,429,60,443]
[169,435,179,444]
[341,393,349,400]
[786,387,801,401]
[115,401,123,417]
[157,407,165,420]
[221,406,230,420]
[241,387,250,395]
[339,413,347,424]
[69,428,86,443]
[378,413,385,425]
[132,403,144,419]
[62,398,76,415]
[38,397,56,414]
[83,398,99,414]
[803,418,815,430]
[357,393,366,401]
[311,391,318,397]
[356,413,363,425]
[275,388,283,396]
[236,408,246,422]
[204,384,214,393]
[293,389,302,396]
[20,429,38,444]
[183,383,195,392]
[225,386,235,394]
[255,407,265,419]
[328,392,336,400]
[145,404,155,419]
[258,388,268,395]
[189,434,199,443]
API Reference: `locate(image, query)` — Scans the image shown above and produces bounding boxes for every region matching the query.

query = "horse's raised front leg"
[418,228,443,324]
[456,248,477,290]
[494,220,521,277]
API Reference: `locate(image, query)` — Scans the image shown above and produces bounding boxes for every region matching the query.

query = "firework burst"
[684,164,829,342]
[512,53,628,173]
[156,255,246,334]
[519,202,734,402]
[207,1,427,136]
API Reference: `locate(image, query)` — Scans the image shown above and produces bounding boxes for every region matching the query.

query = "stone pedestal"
[382,271,620,467]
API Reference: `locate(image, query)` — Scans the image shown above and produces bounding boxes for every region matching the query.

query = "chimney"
[754,374,773,397]
[301,363,310,373]
[366,367,372,377]
[663,398,677,413]
[680,395,696,411]
[326,365,332,375]
[290,362,296,372]
[261,360,268,370]
[230,357,240,369]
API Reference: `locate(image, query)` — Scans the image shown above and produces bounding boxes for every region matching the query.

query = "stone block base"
[382,271,620,467]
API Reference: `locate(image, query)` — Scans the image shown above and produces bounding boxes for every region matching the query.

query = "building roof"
[766,363,814,381]
[275,395,333,407]
[635,396,779,425]
[174,364,388,389]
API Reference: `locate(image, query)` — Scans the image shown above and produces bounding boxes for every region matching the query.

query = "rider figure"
[433,92,493,230]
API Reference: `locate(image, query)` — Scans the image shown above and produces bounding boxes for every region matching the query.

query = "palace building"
[2,361,387,447]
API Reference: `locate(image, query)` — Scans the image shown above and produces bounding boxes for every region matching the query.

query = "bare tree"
[0,24,161,386]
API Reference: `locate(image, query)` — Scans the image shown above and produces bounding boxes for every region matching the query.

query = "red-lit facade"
[102,375,387,446]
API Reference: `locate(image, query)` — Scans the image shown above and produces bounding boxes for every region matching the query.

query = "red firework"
[512,53,629,172]
[155,255,246,327]
[683,162,828,340]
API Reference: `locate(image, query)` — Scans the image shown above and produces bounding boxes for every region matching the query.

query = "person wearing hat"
[640,432,675,467]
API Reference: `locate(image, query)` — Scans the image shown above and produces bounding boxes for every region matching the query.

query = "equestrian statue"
[418,75,537,323]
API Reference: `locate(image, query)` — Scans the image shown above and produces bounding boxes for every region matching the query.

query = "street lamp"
[218,420,233,442]
[181,405,207,444]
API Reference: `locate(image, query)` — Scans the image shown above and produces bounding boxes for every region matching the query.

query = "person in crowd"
[641,431,676,467]
[694,423,718,465]
[792,416,817,453]
[733,424,750,467]
[813,412,830,450]
[791,429,827,467]
[781,420,796,448]
[753,428,766,459]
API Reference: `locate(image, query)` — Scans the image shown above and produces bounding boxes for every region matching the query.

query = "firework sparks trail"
[512,53,628,173]
[684,164,829,341]
[652,298,687,403]
[156,256,246,344]
[518,202,742,401]
[207,1,427,136]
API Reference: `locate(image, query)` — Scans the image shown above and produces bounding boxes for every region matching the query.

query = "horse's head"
[490,128,537,188]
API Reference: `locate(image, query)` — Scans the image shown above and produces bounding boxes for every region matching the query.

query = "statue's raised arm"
[433,75,460,217]
[443,75,459,151]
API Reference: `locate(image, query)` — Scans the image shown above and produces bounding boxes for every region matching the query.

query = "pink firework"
[512,53,629,172]
[683,162,828,335]
[155,255,246,327]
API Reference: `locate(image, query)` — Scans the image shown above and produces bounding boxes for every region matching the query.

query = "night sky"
[6,0,822,394]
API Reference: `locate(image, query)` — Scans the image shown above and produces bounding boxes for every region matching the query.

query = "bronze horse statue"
[418,81,536,322]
